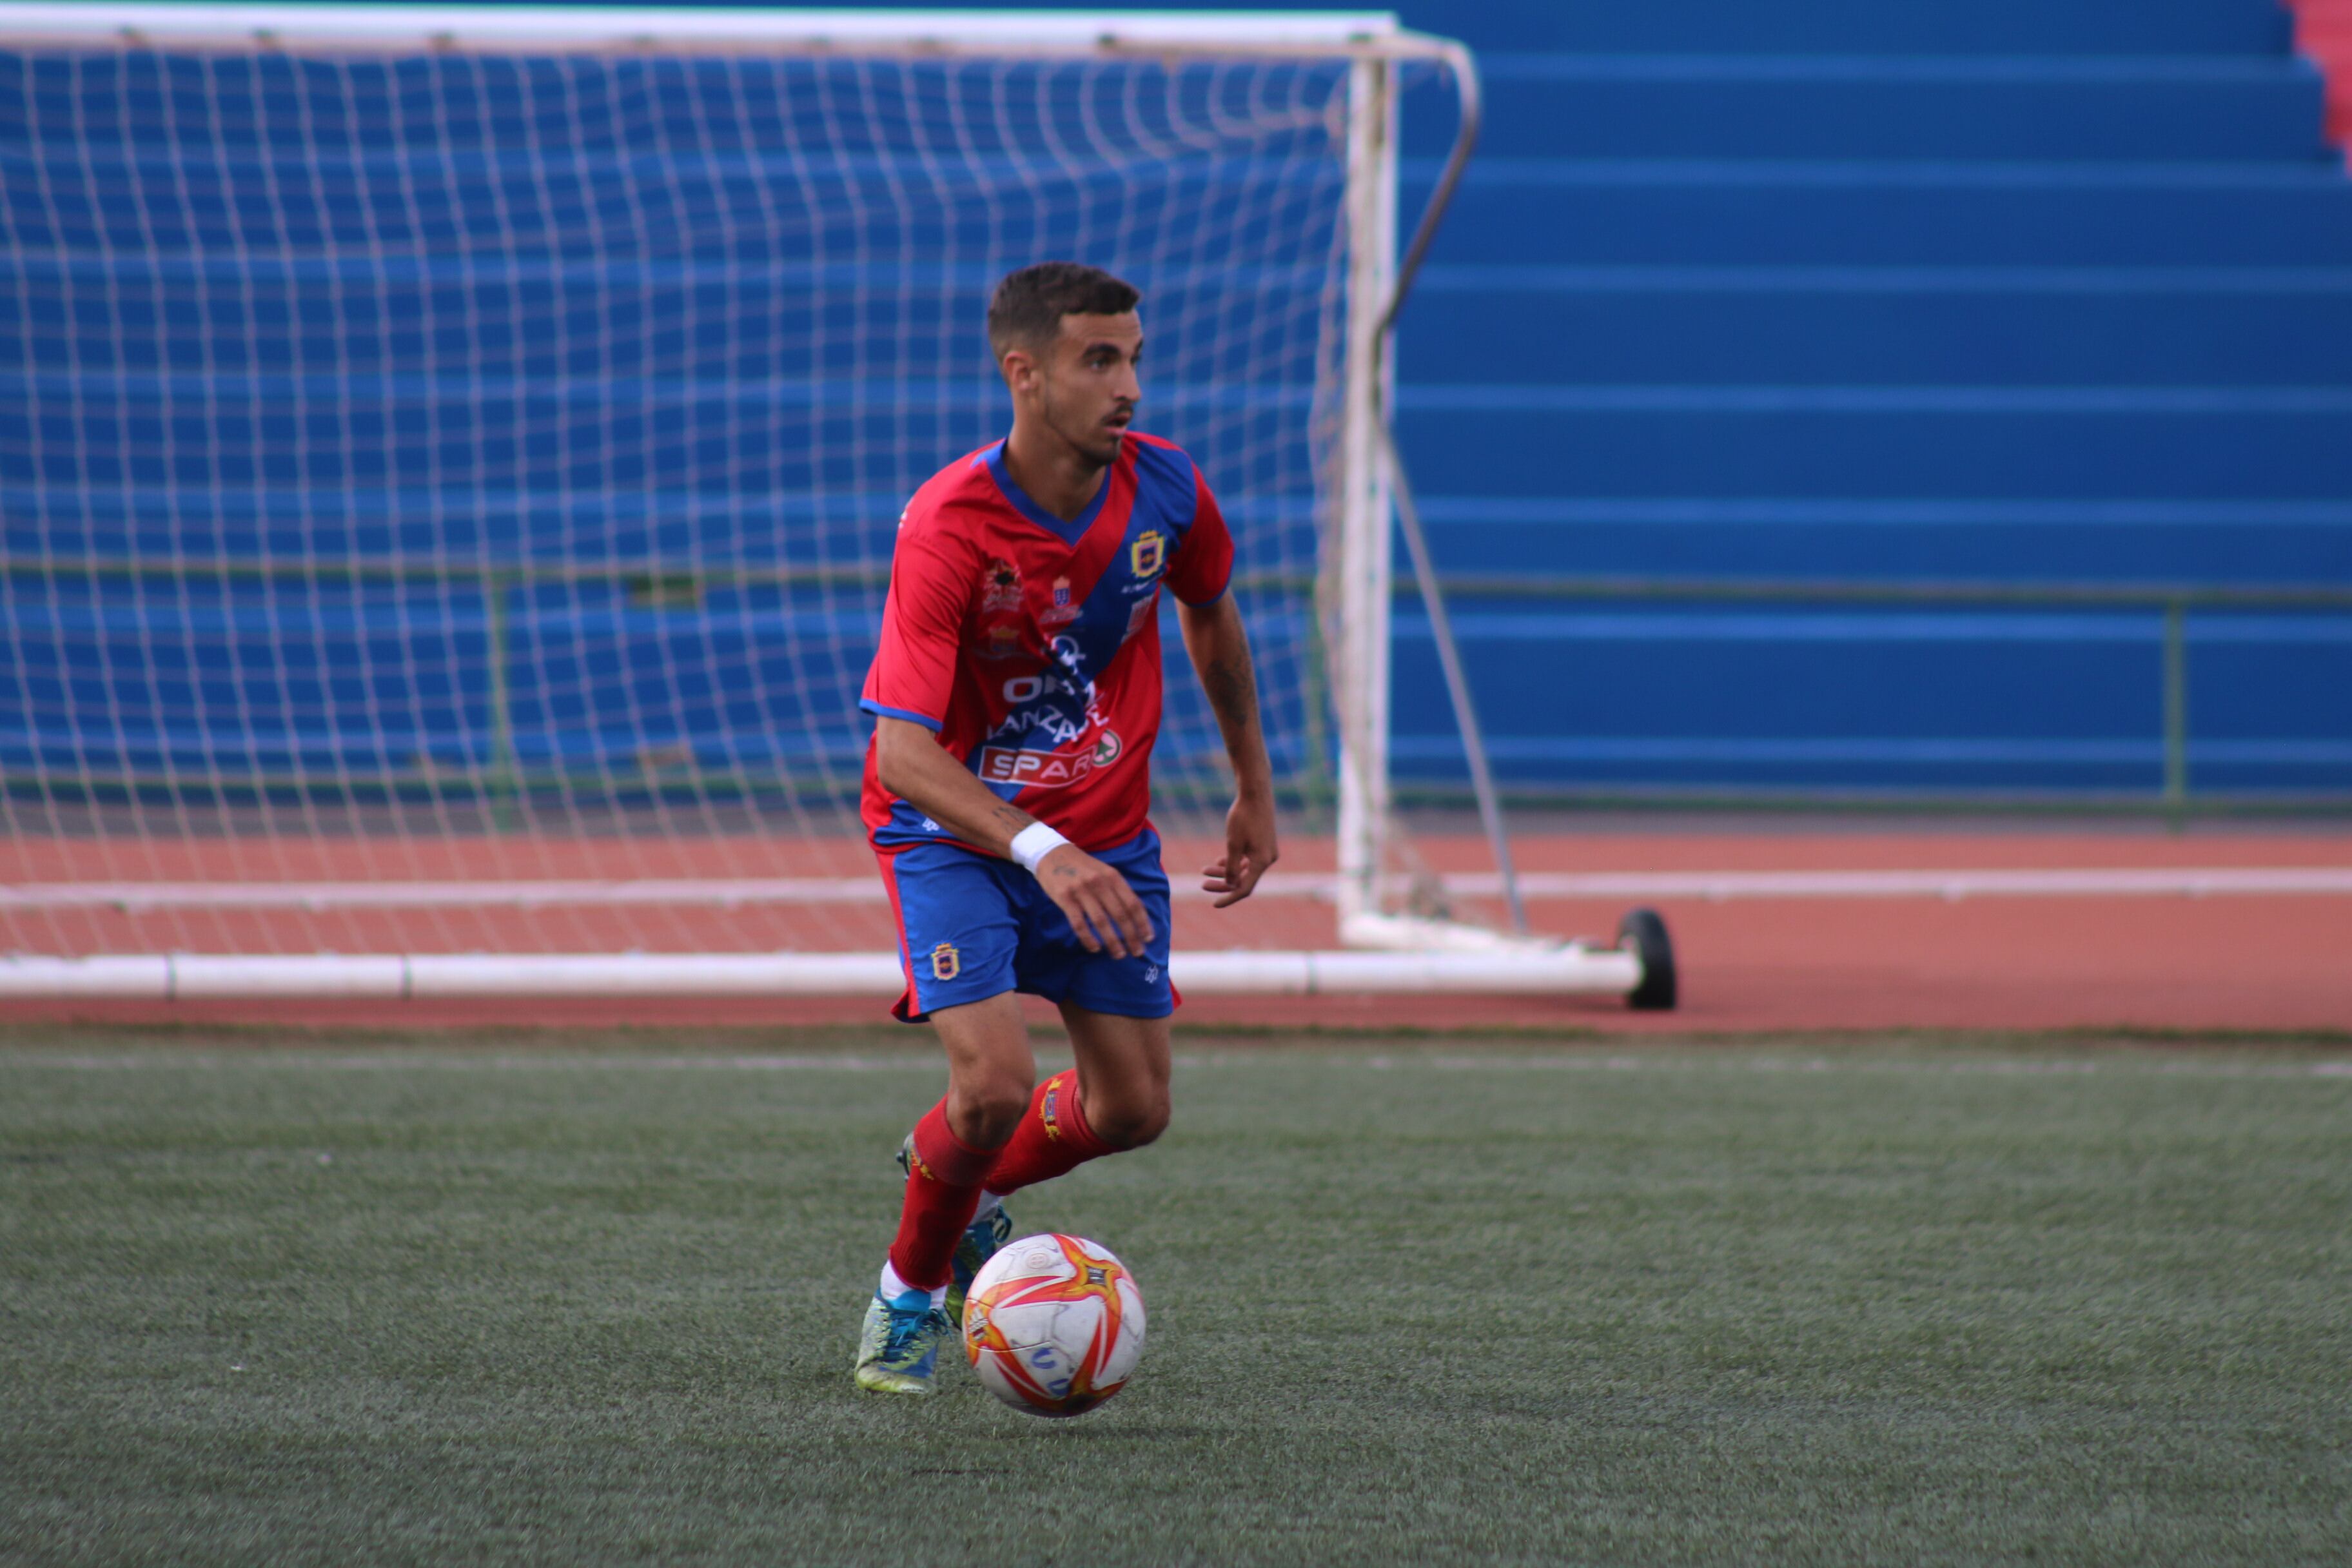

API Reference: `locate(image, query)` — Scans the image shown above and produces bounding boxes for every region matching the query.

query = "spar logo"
[977,730,1122,790]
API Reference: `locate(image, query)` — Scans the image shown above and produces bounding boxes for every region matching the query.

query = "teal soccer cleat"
[852,1288,952,1395]
[897,1132,1012,1324]
[948,1202,1012,1324]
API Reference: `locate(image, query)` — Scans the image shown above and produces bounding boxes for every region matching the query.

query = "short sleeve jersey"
[859,431,1234,852]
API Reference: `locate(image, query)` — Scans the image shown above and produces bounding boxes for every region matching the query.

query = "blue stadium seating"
[6,0,2349,801]
[1372,0,2352,796]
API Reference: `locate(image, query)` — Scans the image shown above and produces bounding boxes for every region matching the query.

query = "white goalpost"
[0,3,1667,1004]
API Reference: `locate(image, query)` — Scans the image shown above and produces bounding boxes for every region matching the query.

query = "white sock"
[974,1190,1004,1219]
[878,1259,948,1308]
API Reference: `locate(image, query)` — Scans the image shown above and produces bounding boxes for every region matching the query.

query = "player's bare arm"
[872,715,1154,959]
[1177,594,1279,907]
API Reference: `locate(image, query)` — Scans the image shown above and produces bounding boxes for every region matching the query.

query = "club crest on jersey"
[930,943,961,981]
[1130,531,1166,580]
[981,558,1024,613]
[975,621,1026,661]
[1039,574,1079,625]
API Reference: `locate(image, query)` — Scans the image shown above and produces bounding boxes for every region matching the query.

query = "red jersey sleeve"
[860,529,968,730]
[1164,463,1234,605]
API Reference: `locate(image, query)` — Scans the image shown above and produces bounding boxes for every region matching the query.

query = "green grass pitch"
[5,1030,2349,1565]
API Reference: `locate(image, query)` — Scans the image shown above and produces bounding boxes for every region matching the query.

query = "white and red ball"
[960,1233,1146,1417]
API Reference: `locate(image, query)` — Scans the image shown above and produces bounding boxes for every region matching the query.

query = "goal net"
[1,5,1642,1001]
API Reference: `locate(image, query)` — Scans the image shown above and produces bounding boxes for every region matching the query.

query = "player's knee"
[951,1073,1034,1149]
[973,1081,1034,1146]
[1090,1090,1170,1150]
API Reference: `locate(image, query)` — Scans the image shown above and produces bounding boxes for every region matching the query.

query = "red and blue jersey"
[859,431,1234,852]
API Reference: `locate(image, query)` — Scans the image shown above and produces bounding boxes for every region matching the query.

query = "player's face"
[1037,312,1143,466]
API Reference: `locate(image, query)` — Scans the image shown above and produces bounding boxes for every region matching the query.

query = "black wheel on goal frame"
[1618,907,1678,1011]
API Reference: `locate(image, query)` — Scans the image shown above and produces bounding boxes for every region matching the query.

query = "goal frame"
[0,3,1663,1002]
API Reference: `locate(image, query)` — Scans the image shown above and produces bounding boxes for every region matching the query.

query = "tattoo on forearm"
[1203,654,1259,736]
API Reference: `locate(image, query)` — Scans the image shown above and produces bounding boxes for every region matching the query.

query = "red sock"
[981,1069,1117,1197]
[886,1099,998,1292]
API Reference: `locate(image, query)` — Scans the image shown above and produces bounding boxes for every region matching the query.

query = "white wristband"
[1008,822,1070,875]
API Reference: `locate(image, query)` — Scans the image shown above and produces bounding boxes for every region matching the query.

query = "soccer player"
[852,262,1277,1394]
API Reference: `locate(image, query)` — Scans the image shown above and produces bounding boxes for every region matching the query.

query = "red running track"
[4,829,2347,1035]
[1186,830,2352,1034]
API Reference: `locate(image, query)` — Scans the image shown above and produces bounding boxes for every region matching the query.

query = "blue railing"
[7,557,2347,818]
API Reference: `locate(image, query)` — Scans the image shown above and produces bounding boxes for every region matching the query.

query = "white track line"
[6,867,2352,909]
[0,878,892,910]
[1499,867,2352,900]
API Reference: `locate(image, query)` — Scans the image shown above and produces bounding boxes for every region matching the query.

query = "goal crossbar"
[0,5,1447,61]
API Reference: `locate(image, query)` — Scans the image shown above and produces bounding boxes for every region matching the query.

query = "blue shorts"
[876,827,1177,1023]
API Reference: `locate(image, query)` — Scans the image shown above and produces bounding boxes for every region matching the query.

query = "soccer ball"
[961,1233,1146,1417]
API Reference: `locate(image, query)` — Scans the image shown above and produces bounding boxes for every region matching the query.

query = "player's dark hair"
[987,262,1141,358]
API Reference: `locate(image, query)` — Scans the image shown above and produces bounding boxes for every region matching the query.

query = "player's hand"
[1202,793,1279,908]
[1035,844,1154,959]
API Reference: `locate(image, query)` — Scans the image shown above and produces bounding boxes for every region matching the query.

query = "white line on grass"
[0,1052,943,1072]
[5,1050,2349,1079]
[1348,1053,2352,1080]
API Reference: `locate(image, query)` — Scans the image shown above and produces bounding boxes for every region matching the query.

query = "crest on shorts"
[1130,531,1165,579]
[930,943,961,981]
